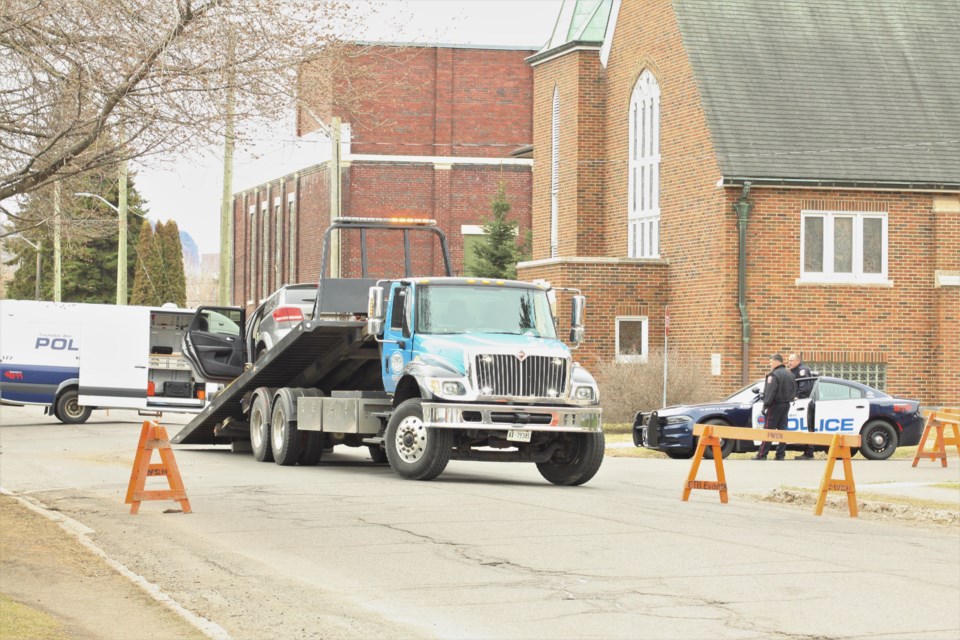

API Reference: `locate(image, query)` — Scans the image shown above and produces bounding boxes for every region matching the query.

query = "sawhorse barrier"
[125,421,191,515]
[912,408,960,468]
[683,424,862,517]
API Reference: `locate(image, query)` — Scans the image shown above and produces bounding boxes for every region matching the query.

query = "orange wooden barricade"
[912,409,960,468]
[125,421,191,515]
[683,424,861,517]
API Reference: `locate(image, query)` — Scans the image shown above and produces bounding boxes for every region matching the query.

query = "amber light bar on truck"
[337,216,437,226]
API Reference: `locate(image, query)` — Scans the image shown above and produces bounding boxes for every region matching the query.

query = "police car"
[633,376,923,460]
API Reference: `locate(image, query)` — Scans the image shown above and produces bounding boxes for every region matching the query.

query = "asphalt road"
[1,403,959,640]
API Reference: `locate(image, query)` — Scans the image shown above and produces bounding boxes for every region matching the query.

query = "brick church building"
[517,0,959,406]
[231,43,535,308]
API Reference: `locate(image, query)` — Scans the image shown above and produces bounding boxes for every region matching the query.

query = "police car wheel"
[860,420,897,460]
[701,419,736,459]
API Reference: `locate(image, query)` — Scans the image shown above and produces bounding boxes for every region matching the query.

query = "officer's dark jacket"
[791,363,813,399]
[763,365,797,407]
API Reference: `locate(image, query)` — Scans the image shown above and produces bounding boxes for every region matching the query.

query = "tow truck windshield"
[416,285,557,339]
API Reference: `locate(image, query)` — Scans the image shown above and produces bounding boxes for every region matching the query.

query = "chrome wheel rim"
[251,405,266,450]
[271,405,285,452]
[394,415,426,464]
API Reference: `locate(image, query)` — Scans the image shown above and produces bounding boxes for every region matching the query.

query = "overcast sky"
[134,0,564,253]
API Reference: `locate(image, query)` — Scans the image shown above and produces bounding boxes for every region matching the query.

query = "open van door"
[182,307,246,382]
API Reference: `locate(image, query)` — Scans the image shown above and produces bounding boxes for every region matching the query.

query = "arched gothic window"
[628,70,660,258]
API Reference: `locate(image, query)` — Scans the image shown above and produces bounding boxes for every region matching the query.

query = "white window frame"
[247,204,257,304]
[550,86,560,258]
[273,197,283,290]
[287,193,297,282]
[627,70,660,258]
[615,316,649,363]
[260,201,269,301]
[799,210,890,284]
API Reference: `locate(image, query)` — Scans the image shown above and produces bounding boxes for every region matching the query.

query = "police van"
[0,300,217,423]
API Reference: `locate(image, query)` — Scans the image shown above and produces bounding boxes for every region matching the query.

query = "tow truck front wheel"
[385,399,452,481]
[536,432,605,486]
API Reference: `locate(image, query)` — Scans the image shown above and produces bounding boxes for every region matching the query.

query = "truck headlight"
[575,386,595,401]
[442,381,466,396]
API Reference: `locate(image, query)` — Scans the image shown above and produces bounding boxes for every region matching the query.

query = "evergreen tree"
[3,174,145,301]
[158,220,187,307]
[470,182,531,279]
[130,220,161,306]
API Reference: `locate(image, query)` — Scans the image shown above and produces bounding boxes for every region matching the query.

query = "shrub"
[597,349,715,424]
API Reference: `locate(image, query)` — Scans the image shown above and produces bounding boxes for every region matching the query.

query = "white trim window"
[248,203,257,303]
[287,193,297,282]
[274,197,283,290]
[628,70,661,258]
[615,316,649,362]
[550,86,560,259]
[260,201,270,301]
[800,210,889,284]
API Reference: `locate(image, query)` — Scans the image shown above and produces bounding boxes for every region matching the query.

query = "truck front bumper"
[422,402,601,433]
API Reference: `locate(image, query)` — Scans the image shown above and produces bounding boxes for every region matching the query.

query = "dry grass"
[597,349,714,424]
[0,594,69,640]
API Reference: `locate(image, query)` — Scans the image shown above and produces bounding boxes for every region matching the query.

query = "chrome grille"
[474,354,569,398]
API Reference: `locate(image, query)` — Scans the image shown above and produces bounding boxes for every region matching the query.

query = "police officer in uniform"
[789,353,815,459]
[753,354,797,460]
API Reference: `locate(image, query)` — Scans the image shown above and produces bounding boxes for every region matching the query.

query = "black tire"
[385,398,452,480]
[254,343,267,362]
[293,388,324,466]
[665,450,695,460]
[860,420,898,460]
[271,388,301,466]
[536,432,605,486]
[368,444,388,463]
[55,389,92,424]
[250,387,276,462]
[701,419,736,459]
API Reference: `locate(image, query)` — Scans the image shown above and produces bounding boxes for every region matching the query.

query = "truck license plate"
[507,429,532,443]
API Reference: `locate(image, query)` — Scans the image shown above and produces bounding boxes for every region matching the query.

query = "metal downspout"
[734,182,752,385]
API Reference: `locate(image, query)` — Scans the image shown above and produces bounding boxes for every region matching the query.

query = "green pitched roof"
[540,0,612,53]
[674,0,960,187]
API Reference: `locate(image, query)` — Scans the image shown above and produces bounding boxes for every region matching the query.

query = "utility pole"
[117,157,129,305]
[218,27,236,306]
[329,116,342,278]
[53,181,62,302]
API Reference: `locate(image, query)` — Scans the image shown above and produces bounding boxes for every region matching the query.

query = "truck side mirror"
[367,286,385,336]
[569,295,586,343]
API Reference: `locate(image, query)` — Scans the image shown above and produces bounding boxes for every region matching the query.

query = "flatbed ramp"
[171,320,375,445]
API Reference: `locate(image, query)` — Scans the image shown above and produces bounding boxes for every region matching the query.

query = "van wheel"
[250,387,276,462]
[55,389,92,424]
[271,388,301,465]
[385,398,452,480]
[860,420,897,460]
[536,432,605,486]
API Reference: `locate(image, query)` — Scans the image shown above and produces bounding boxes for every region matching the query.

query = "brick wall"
[300,45,534,158]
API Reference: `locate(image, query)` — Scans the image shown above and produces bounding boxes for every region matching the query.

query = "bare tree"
[0,0,365,204]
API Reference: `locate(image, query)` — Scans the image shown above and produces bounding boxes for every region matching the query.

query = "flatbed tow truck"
[172,217,604,484]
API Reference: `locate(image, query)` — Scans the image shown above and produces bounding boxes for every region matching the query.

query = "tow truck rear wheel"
[271,388,302,466]
[385,398,452,480]
[250,387,276,462]
[536,432,605,486]
[293,389,324,466]
[55,388,92,424]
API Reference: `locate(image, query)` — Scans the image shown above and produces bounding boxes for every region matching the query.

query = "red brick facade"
[519,0,959,406]
[233,44,535,307]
